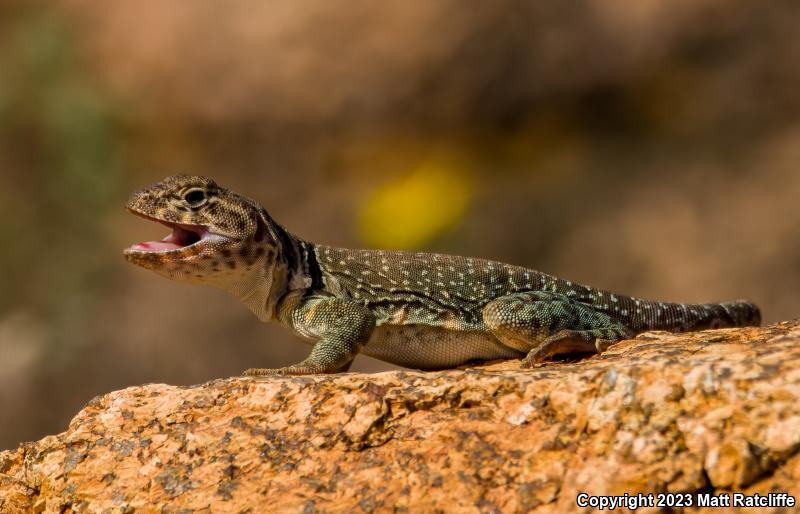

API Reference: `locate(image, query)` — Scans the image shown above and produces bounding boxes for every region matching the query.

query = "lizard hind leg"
[482,291,633,368]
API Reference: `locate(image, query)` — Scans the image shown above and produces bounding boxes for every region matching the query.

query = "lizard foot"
[242,360,353,376]
[520,332,617,368]
[241,367,319,376]
[242,367,283,376]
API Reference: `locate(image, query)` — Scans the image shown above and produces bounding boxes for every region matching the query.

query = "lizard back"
[315,245,760,333]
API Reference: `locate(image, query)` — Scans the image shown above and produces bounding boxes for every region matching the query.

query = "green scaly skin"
[124,175,762,375]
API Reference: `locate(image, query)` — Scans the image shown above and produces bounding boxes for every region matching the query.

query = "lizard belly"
[361,325,522,370]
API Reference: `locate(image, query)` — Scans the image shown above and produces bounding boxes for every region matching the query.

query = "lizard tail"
[615,298,761,332]
[715,300,761,327]
[658,299,761,332]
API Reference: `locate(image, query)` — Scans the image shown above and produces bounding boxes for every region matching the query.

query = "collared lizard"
[124,175,761,375]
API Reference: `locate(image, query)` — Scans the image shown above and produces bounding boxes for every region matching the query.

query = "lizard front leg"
[242,297,375,376]
[482,291,634,368]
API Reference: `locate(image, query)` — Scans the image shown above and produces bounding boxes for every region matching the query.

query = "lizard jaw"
[124,209,218,255]
[127,223,207,252]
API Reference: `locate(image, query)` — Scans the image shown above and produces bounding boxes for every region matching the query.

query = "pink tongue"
[129,230,185,252]
[129,241,182,251]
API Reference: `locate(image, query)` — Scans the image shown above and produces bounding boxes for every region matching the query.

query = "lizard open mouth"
[125,210,210,253]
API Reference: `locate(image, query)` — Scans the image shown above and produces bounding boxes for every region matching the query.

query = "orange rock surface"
[2,322,799,513]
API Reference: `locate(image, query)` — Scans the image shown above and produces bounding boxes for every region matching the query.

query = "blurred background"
[1,0,799,449]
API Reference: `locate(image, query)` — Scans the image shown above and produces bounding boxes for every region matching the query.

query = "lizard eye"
[183,189,207,207]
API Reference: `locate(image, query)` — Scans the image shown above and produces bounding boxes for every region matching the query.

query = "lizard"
[123,174,761,375]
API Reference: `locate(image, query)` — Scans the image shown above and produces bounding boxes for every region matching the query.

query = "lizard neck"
[228,217,320,322]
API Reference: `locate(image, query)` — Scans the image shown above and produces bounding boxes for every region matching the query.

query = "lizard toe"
[241,367,284,376]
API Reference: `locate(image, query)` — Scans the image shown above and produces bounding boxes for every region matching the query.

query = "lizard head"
[123,174,281,289]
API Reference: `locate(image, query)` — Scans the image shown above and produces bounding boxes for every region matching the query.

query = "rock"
[2,322,800,513]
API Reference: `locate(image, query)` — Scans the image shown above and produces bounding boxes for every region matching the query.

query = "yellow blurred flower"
[359,160,472,249]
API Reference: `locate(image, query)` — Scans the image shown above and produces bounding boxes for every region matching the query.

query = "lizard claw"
[519,355,548,369]
[241,367,285,376]
[242,365,326,376]
[520,332,605,368]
